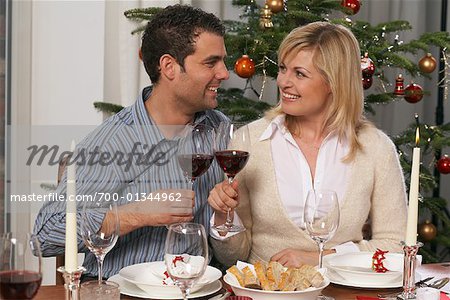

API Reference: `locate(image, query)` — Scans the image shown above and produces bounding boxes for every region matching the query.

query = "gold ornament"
[259,4,273,29]
[418,220,437,242]
[418,53,437,73]
[266,0,284,13]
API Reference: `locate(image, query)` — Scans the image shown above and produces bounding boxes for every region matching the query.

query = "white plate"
[223,272,330,300]
[326,267,404,288]
[108,274,222,299]
[323,252,405,285]
[119,261,222,296]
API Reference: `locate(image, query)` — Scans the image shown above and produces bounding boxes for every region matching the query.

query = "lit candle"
[405,114,420,246]
[65,140,78,272]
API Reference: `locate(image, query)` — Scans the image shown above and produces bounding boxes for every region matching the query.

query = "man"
[33,4,230,278]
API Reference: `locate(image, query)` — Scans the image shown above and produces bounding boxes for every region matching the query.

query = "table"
[34,282,398,299]
[35,263,449,300]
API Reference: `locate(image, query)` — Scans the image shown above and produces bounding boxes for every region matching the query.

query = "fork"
[377,277,434,299]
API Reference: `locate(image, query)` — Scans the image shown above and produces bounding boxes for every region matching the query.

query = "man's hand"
[270,248,336,267]
[208,179,239,226]
[101,189,195,236]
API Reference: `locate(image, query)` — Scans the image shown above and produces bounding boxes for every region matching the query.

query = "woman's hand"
[208,179,239,225]
[270,248,336,267]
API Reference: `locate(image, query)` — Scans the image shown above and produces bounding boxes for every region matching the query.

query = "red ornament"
[234,55,256,78]
[362,76,373,90]
[394,74,405,96]
[372,249,389,273]
[341,0,361,15]
[404,83,424,103]
[436,155,450,174]
[361,53,375,77]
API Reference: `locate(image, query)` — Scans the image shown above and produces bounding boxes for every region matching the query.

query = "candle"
[405,115,420,246]
[65,140,78,272]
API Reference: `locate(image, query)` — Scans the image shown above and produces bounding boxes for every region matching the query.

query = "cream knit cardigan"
[211,117,407,267]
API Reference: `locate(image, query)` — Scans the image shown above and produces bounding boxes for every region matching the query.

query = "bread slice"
[242,266,261,289]
[266,261,284,285]
[297,264,323,287]
[310,271,324,288]
[227,265,245,287]
[254,261,276,291]
[277,271,291,290]
[289,269,311,291]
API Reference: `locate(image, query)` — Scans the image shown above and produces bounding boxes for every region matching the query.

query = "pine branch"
[93,102,124,114]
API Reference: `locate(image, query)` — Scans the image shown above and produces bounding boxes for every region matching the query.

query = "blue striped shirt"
[33,87,229,278]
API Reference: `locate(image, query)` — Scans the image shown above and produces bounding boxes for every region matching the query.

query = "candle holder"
[398,242,423,300]
[57,266,86,300]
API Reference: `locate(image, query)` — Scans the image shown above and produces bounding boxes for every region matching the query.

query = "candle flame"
[414,113,420,147]
[415,127,420,146]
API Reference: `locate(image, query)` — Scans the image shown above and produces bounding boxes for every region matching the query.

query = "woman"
[208,22,407,268]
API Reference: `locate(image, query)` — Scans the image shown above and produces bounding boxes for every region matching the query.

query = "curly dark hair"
[141,5,225,84]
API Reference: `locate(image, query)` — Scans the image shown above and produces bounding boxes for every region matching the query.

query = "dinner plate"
[326,264,422,289]
[326,267,403,288]
[108,274,222,299]
[323,252,404,285]
[119,261,222,295]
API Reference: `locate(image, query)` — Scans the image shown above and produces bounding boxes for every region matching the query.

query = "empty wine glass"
[213,123,250,233]
[81,199,119,282]
[164,223,208,300]
[0,233,42,300]
[304,189,339,269]
[304,189,339,300]
[177,124,215,188]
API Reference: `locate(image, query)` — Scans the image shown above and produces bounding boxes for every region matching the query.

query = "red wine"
[177,154,214,180]
[0,270,42,299]
[215,150,249,177]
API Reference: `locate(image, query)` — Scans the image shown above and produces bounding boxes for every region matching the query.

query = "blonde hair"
[267,21,372,162]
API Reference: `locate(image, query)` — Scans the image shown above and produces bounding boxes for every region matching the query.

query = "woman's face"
[277,49,332,120]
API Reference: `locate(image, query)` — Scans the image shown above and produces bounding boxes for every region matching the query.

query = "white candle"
[65,140,78,272]
[405,126,420,246]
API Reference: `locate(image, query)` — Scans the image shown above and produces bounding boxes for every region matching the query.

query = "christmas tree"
[95,0,450,262]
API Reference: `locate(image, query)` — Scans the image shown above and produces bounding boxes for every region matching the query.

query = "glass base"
[80,280,120,300]
[212,223,245,233]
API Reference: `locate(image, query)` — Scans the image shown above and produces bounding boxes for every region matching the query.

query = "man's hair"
[141,5,225,84]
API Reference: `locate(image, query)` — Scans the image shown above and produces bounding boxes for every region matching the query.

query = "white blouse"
[211,115,359,253]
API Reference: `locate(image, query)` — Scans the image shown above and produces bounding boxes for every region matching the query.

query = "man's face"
[174,32,229,113]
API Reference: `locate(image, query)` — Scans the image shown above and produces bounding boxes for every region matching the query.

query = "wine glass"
[177,124,215,187]
[81,199,119,282]
[164,223,208,300]
[213,122,250,233]
[304,189,339,300]
[0,233,42,300]
[304,189,339,269]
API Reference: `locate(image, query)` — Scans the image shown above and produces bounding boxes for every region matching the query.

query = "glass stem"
[181,287,190,300]
[224,177,234,226]
[97,255,104,283]
[318,241,325,269]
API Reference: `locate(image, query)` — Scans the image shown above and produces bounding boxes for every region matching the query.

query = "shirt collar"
[259,114,287,141]
[259,114,341,145]
[134,86,209,125]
